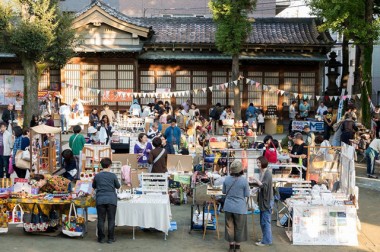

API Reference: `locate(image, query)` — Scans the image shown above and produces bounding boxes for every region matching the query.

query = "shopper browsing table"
[365,139,380,179]
[222,160,250,252]
[251,156,273,246]
[148,137,167,173]
[93,158,121,244]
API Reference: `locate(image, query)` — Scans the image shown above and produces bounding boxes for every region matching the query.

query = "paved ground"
[1,185,379,252]
[16,132,373,252]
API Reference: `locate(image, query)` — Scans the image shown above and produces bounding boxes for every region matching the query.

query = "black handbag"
[23,204,49,232]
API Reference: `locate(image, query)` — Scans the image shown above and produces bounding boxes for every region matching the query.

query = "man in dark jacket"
[2,104,15,127]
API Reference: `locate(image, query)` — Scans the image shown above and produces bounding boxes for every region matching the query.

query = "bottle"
[298,157,302,166]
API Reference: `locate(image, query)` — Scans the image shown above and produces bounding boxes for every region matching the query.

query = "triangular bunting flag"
[250,80,255,86]
[97,90,101,95]
[342,95,347,100]
[316,96,320,101]
[224,82,229,88]
[246,78,251,84]
[334,96,338,101]
[298,94,303,99]
[194,89,198,95]
[280,90,285,96]
[61,83,66,88]
[256,82,260,88]
[293,93,298,98]
[185,91,190,95]
[220,84,225,90]
[208,86,213,92]
[233,80,238,86]
[303,94,308,100]
[329,96,333,101]
[202,88,207,93]
[357,94,362,99]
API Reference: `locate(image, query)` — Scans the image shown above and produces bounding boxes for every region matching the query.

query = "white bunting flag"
[316,96,320,101]
[209,86,213,92]
[357,94,362,99]
[224,82,229,88]
[293,93,298,98]
[329,96,333,101]
[194,89,198,94]
[334,96,338,101]
[122,92,127,98]
[280,90,285,96]
[97,90,101,95]
[246,78,251,84]
[202,88,207,93]
[233,80,238,86]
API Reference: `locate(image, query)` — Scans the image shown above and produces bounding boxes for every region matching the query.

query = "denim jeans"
[324,123,332,141]
[260,201,273,245]
[366,147,379,175]
[60,115,69,132]
[96,204,117,241]
[0,155,10,178]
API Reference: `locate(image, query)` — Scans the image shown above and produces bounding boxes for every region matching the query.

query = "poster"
[292,120,324,132]
[101,89,133,102]
[0,75,24,105]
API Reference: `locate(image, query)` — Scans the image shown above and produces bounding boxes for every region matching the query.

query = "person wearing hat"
[303,124,315,146]
[251,156,273,246]
[222,160,250,252]
[88,126,100,144]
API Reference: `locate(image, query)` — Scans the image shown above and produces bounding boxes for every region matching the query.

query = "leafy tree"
[308,0,380,127]
[0,0,76,127]
[209,0,256,120]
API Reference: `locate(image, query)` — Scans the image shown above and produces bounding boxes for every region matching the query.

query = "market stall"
[30,125,62,173]
[278,143,359,246]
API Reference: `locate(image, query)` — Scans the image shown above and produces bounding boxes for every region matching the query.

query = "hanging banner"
[101,89,133,102]
[1,75,24,105]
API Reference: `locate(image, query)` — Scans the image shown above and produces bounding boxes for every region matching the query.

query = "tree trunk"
[232,54,241,120]
[340,35,349,91]
[21,59,39,128]
[359,0,374,128]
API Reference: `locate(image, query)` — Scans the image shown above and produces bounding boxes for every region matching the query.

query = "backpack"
[264,142,278,163]
[210,108,219,120]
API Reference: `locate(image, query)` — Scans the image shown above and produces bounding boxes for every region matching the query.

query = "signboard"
[156,88,171,99]
[292,120,324,132]
[101,89,133,102]
[0,75,24,105]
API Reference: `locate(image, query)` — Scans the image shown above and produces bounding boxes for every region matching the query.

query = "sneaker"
[368,175,379,179]
[255,242,270,246]
[98,239,106,244]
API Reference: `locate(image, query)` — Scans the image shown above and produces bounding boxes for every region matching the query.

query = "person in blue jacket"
[245,103,257,127]
[164,119,181,150]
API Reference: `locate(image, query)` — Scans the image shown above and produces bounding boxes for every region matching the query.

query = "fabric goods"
[23,204,49,232]
[62,203,85,237]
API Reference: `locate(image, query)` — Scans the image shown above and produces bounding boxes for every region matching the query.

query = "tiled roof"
[75,1,333,47]
[75,0,151,29]
[142,17,333,45]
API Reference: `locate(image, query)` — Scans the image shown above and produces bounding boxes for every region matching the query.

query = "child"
[92,158,120,244]
[257,112,265,135]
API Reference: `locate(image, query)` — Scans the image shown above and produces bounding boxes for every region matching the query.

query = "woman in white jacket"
[0,122,14,178]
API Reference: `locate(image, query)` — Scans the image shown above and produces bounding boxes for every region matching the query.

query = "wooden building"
[0,0,334,120]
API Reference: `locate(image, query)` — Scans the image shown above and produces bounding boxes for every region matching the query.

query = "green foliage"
[209,0,256,55]
[0,0,76,67]
[308,0,380,45]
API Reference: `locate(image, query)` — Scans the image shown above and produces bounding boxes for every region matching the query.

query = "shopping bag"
[15,150,30,169]
[23,204,48,232]
[9,204,24,225]
[8,157,14,174]
[0,209,8,233]
[21,147,31,161]
[62,203,84,237]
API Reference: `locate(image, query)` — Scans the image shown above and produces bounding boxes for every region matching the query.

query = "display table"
[291,204,358,246]
[265,118,278,135]
[115,194,171,239]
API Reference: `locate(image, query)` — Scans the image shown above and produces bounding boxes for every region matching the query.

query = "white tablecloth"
[115,195,172,235]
